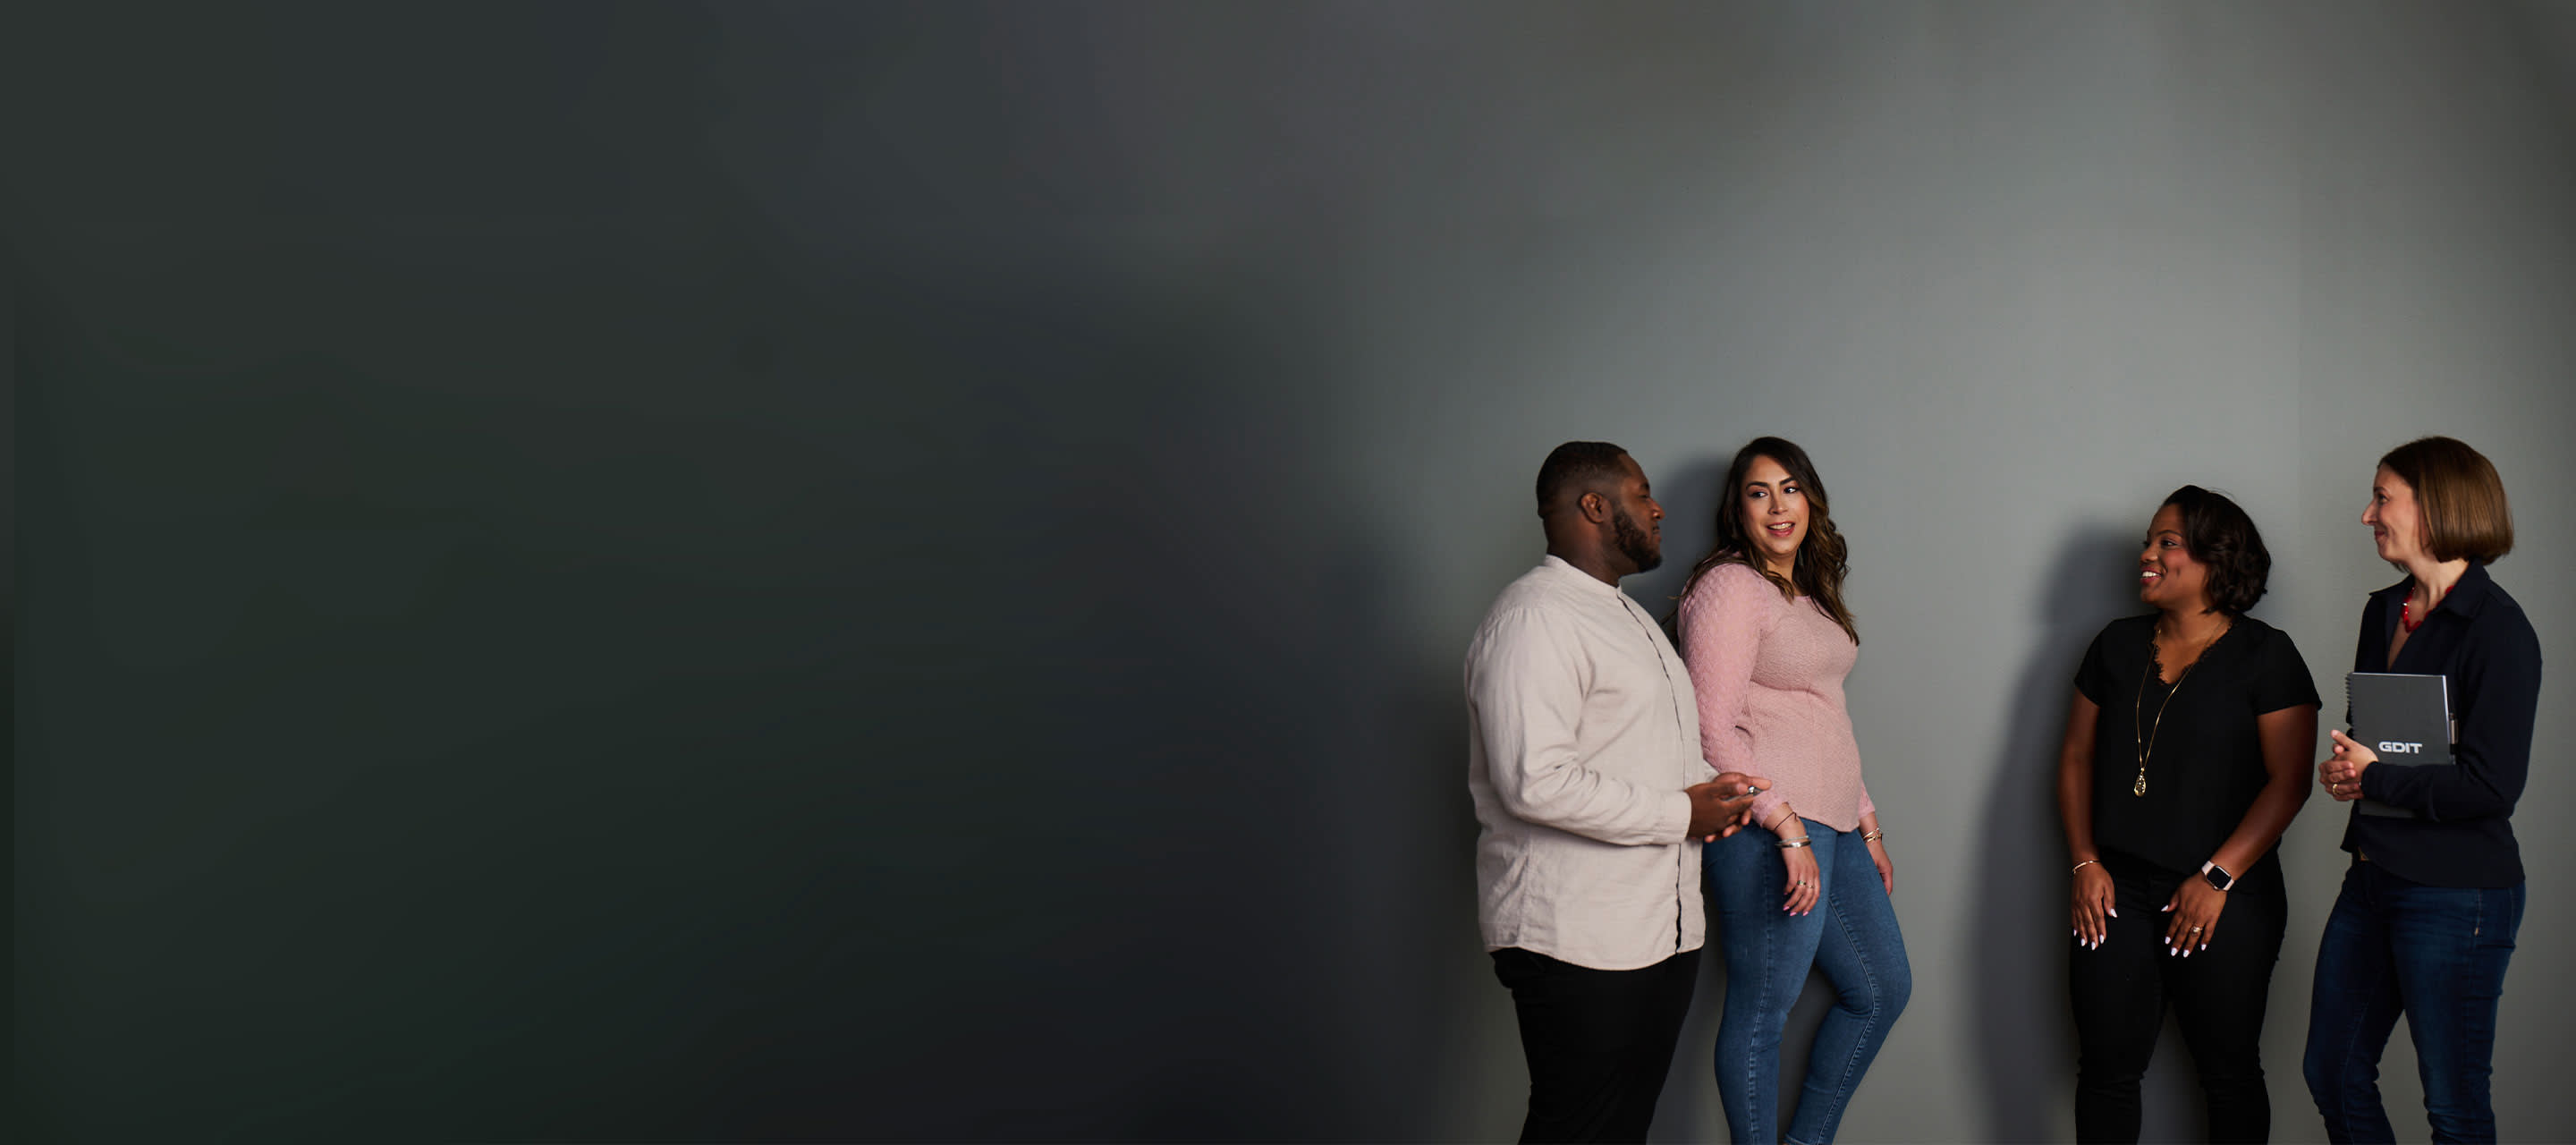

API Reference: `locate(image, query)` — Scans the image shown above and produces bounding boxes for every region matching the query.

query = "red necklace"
[2401,591,2437,632]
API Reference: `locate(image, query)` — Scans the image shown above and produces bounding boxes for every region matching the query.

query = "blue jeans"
[2302,861,2523,1144]
[1707,819,1911,1145]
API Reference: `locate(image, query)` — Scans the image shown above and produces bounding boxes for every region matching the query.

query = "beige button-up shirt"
[1466,556,1707,970]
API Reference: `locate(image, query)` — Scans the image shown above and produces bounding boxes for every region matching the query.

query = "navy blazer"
[2343,561,2543,886]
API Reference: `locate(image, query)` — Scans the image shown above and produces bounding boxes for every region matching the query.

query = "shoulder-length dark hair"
[2379,436,2514,564]
[2161,485,2272,616]
[1676,437,1859,643]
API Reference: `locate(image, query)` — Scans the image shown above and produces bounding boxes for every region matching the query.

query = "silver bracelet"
[2071,859,2100,875]
[1776,836,1814,850]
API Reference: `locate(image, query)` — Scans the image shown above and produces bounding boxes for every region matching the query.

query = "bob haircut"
[2379,437,2514,564]
[2160,485,2272,616]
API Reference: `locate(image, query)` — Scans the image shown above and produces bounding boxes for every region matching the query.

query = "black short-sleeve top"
[2074,615,2320,878]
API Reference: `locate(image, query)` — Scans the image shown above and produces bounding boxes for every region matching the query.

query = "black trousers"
[2069,858,2289,1144]
[1491,946,1699,1144]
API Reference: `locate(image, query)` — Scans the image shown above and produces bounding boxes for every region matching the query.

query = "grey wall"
[1328,5,2576,1142]
[14,2,2572,1141]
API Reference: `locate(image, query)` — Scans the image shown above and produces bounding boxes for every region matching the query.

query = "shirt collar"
[1538,554,1625,597]
[2373,560,2495,619]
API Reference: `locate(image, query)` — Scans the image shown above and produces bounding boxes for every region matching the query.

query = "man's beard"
[1613,505,1662,572]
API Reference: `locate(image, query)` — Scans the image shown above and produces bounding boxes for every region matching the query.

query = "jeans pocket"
[2470,886,2524,951]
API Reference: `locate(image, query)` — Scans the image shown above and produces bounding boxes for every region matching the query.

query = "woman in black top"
[2305,437,2540,1144]
[2057,486,2320,1144]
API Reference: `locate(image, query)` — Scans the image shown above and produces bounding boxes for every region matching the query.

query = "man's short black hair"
[1535,441,1631,515]
[2163,485,2273,615]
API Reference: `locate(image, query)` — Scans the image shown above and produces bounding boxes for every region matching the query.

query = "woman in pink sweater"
[1676,437,1909,1145]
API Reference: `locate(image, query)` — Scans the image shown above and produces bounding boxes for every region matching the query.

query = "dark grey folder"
[2348,672,2453,818]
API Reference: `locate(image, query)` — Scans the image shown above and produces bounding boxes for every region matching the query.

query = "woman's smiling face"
[1738,454,1807,576]
[2138,504,2209,611]
[2363,463,2426,565]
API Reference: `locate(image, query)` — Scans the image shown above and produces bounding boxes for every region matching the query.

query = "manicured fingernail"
[2107,908,2118,918]
[2200,943,2209,952]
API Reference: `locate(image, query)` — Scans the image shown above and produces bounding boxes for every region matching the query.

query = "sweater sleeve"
[1680,564,1783,827]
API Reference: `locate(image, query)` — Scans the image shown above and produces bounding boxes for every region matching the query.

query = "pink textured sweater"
[1676,562,1874,833]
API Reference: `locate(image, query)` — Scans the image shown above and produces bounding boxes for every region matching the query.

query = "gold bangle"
[1862,829,1885,843]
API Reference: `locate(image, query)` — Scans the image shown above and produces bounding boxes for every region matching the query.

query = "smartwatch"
[2199,861,2236,892]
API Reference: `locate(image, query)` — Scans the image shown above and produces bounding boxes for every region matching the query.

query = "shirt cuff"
[1659,789,1695,841]
[1750,792,1795,835]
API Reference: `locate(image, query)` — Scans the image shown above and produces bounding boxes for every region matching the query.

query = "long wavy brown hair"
[1674,436,1859,644]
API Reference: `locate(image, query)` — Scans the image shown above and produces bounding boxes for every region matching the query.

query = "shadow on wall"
[1970,520,2143,1142]
[1631,452,1737,632]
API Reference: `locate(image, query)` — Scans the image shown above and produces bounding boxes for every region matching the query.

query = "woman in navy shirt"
[2306,437,2542,1144]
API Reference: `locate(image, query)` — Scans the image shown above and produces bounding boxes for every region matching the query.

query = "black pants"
[1491,946,1699,1144]
[2070,858,2289,1144]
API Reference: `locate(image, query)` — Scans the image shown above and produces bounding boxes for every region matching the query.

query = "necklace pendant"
[2132,776,2148,797]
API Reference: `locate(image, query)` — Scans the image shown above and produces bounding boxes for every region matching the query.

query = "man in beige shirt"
[1467,441,1767,1143]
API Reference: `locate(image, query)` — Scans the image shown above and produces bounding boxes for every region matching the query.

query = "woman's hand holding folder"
[2318,729,2378,801]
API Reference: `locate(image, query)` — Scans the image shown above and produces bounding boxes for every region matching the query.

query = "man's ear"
[1579,488,1612,523]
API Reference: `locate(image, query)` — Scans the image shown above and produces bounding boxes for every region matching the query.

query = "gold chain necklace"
[2132,619,2230,796]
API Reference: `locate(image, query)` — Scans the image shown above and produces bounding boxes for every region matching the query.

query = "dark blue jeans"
[1707,819,1911,1145]
[2301,861,2524,1144]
